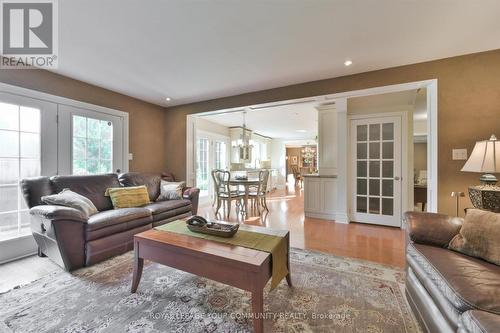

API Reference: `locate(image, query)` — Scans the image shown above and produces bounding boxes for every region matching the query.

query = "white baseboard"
[305,211,350,224]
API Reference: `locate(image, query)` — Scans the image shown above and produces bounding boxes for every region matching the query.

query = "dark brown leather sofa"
[21,172,199,271]
[404,212,500,333]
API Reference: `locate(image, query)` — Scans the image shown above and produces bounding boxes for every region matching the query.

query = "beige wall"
[0,68,167,173]
[165,49,500,216]
[414,143,427,178]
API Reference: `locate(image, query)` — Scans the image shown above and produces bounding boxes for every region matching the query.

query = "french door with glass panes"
[58,105,124,175]
[0,92,57,258]
[196,134,229,201]
[351,116,402,227]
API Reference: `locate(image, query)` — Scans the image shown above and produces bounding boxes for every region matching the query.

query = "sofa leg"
[37,247,47,257]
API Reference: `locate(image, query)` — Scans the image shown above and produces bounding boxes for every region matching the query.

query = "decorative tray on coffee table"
[186,220,239,238]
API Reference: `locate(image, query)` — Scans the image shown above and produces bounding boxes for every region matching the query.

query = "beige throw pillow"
[448,208,500,265]
[157,180,185,201]
[42,189,98,218]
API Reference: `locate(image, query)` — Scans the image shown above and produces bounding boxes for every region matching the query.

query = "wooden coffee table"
[131,223,291,333]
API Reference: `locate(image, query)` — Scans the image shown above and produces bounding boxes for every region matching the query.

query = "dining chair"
[291,165,303,187]
[249,170,270,213]
[211,169,243,218]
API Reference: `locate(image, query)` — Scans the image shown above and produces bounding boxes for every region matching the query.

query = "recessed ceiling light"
[344,60,353,66]
[296,129,307,133]
[165,97,171,102]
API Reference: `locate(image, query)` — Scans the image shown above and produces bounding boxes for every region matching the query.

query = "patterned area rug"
[0,248,421,333]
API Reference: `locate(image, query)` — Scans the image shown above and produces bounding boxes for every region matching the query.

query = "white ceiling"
[201,102,318,139]
[54,1,500,106]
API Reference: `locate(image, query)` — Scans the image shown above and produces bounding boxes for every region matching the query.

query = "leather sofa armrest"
[30,205,88,223]
[183,187,200,215]
[403,211,463,247]
[459,310,500,333]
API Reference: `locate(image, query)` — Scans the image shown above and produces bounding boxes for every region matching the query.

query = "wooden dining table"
[229,178,260,215]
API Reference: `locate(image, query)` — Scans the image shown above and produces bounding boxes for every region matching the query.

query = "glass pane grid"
[0,103,41,240]
[356,121,395,216]
[72,116,113,175]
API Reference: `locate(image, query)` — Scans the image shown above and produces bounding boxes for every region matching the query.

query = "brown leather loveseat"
[404,212,500,333]
[21,172,199,271]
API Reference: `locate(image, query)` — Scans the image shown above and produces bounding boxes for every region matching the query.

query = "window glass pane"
[73,159,87,175]
[87,118,100,139]
[369,142,380,159]
[20,158,40,179]
[72,116,114,175]
[356,196,367,213]
[19,210,31,232]
[383,142,394,159]
[99,160,112,174]
[369,197,380,214]
[0,212,19,240]
[369,161,380,178]
[382,179,394,197]
[20,132,40,158]
[369,124,380,141]
[101,140,112,160]
[357,161,367,177]
[0,130,19,157]
[0,185,18,211]
[87,138,100,159]
[357,125,367,141]
[369,179,380,196]
[357,143,367,159]
[0,159,19,184]
[87,159,99,174]
[100,121,113,140]
[382,123,394,140]
[0,102,19,130]
[73,116,87,137]
[20,107,40,133]
[382,161,394,178]
[357,179,367,195]
[73,137,86,160]
[0,102,41,242]
[382,198,394,216]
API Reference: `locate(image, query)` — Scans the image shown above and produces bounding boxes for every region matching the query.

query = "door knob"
[394,176,401,181]
[116,169,121,173]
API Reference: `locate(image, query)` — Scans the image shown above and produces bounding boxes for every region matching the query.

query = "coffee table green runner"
[155,220,288,290]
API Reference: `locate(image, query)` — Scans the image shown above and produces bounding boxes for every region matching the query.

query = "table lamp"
[461,134,500,212]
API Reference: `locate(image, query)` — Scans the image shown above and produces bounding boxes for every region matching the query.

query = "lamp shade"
[461,135,500,173]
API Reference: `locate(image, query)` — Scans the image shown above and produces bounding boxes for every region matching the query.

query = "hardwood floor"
[198,183,406,268]
[0,183,405,293]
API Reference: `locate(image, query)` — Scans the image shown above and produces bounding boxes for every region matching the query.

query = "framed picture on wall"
[290,155,298,165]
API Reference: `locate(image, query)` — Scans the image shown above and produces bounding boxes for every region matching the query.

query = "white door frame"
[186,79,438,214]
[349,112,407,227]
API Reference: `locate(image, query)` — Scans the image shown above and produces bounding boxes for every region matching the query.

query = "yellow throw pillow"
[105,186,150,209]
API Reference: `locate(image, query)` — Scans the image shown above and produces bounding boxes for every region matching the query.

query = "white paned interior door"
[350,116,402,227]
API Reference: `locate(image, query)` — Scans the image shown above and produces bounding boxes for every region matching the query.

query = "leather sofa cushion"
[145,199,191,215]
[85,207,152,241]
[51,174,120,211]
[118,172,161,201]
[458,310,500,333]
[87,207,152,231]
[145,200,192,223]
[408,243,500,315]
